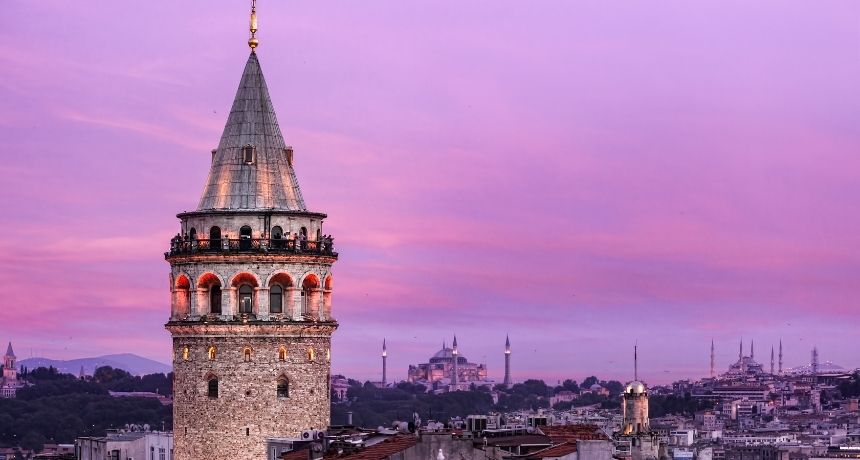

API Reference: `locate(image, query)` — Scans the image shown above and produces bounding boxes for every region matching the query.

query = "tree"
[582,376,598,388]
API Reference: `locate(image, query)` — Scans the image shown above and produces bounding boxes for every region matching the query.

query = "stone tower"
[3,343,16,381]
[622,345,649,435]
[164,9,338,459]
[503,335,512,387]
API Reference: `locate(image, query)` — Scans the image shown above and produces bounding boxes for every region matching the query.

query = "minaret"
[770,346,775,374]
[779,340,783,374]
[165,3,338,459]
[811,346,819,384]
[710,339,715,378]
[382,339,387,385]
[751,340,754,360]
[451,335,459,388]
[739,339,743,360]
[503,335,512,387]
[79,365,86,380]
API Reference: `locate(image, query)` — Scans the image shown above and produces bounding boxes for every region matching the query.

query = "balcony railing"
[166,237,336,257]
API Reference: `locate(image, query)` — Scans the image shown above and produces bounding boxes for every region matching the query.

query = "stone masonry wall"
[171,327,333,460]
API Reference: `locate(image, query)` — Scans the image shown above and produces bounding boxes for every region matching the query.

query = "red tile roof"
[324,435,418,460]
[540,425,609,443]
[525,442,577,459]
[280,449,310,460]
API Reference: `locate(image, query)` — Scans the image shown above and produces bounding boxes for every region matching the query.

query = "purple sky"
[1,1,859,385]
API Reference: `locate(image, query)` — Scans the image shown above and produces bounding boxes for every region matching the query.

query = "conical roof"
[5,342,13,357]
[197,52,306,211]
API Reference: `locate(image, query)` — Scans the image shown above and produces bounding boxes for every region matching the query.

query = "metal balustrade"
[166,237,336,257]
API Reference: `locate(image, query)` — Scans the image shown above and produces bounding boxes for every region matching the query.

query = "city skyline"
[1,1,859,385]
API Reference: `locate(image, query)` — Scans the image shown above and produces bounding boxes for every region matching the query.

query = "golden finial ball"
[248,38,259,49]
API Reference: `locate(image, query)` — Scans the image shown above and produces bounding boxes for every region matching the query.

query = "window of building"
[239,225,252,250]
[189,227,196,240]
[243,347,252,362]
[278,346,287,362]
[208,346,217,360]
[307,347,315,362]
[238,284,253,314]
[210,285,222,314]
[242,144,255,164]
[207,377,219,398]
[182,346,189,361]
[159,448,165,460]
[209,226,222,250]
[277,377,289,398]
[269,285,283,313]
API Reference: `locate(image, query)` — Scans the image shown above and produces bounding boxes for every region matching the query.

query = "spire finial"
[248,0,259,52]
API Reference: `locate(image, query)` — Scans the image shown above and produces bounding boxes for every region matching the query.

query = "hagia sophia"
[405,335,511,391]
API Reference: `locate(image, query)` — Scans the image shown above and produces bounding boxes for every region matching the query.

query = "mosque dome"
[430,347,467,362]
[625,381,646,394]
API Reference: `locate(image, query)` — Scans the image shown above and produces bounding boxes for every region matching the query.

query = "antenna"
[634,341,639,381]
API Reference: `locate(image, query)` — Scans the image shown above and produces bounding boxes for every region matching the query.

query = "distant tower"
[164,3,338,459]
[710,339,715,378]
[503,335,512,387]
[778,340,783,374]
[750,340,754,360]
[79,365,86,380]
[3,343,16,382]
[622,345,649,435]
[382,339,388,385]
[770,346,775,374]
[738,339,743,359]
[451,335,459,388]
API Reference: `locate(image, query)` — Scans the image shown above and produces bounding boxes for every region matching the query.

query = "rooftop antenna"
[248,0,259,52]
[634,341,639,381]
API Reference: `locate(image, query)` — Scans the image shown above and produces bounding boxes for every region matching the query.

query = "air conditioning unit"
[301,430,317,440]
[316,430,326,440]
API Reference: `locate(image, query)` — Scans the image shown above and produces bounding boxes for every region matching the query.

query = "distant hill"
[19,353,171,376]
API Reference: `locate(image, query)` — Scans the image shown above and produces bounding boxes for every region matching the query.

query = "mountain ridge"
[19,353,171,376]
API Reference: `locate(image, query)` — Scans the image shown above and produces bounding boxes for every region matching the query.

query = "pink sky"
[1,1,859,384]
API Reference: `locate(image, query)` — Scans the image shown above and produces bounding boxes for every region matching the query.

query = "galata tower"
[165,3,338,458]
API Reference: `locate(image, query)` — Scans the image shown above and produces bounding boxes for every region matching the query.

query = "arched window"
[307,347,315,362]
[243,347,252,362]
[277,376,289,398]
[239,225,252,251]
[271,226,283,250]
[182,347,189,361]
[242,144,255,164]
[278,346,287,362]
[238,284,253,314]
[208,346,217,360]
[207,377,219,398]
[301,275,319,317]
[326,348,331,362]
[189,228,197,240]
[210,226,222,252]
[269,285,283,314]
[210,285,222,314]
